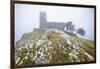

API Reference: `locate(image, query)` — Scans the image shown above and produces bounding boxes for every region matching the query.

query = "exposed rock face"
[15,29,94,66]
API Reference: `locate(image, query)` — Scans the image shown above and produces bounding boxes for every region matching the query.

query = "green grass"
[65,32,77,37]
[48,31,71,63]
[72,36,95,57]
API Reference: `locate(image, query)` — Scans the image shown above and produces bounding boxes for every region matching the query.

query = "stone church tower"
[39,11,71,32]
[40,12,47,29]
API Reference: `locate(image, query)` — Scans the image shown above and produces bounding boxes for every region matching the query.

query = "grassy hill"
[15,29,95,66]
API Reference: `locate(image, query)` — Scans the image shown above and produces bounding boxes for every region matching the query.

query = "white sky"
[15,4,94,42]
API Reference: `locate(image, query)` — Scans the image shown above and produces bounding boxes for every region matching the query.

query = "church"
[39,12,72,31]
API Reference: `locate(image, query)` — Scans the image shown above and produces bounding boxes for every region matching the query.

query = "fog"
[15,4,94,42]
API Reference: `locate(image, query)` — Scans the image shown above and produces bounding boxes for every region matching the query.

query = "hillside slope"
[15,29,95,66]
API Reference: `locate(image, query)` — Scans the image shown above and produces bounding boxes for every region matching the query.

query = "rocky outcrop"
[15,29,94,66]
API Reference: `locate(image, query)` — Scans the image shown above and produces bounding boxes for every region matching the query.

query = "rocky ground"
[15,29,95,66]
